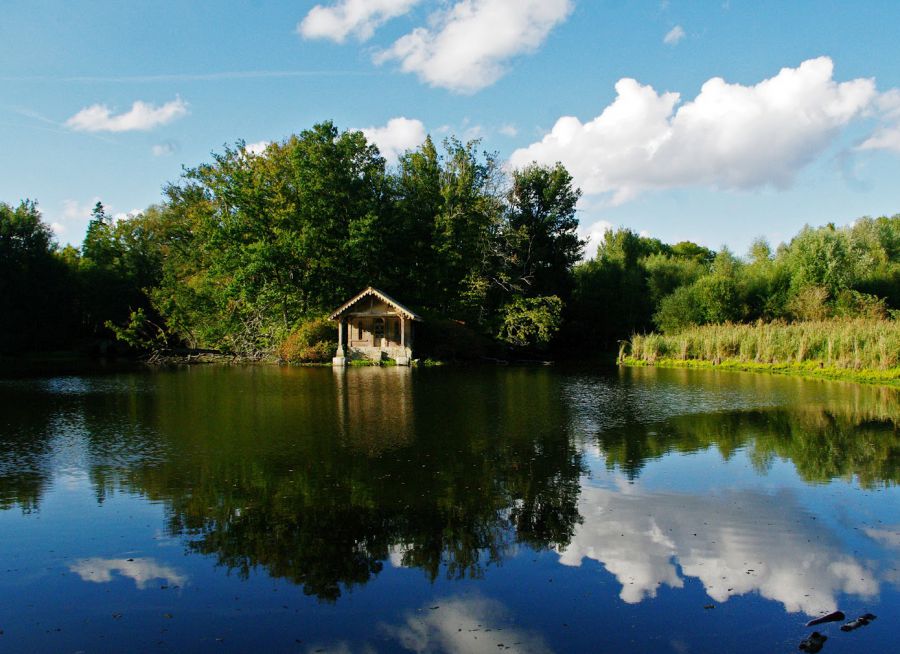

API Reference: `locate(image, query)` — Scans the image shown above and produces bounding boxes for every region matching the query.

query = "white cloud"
[375,0,573,93]
[66,97,188,133]
[580,219,614,260]
[114,209,142,223]
[558,485,879,615]
[510,58,878,204]
[461,122,484,141]
[151,141,178,157]
[62,198,100,221]
[244,140,270,156]
[360,116,426,163]
[859,89,900,152]
[663,25,685,45]
[299,0,421,42]
[499,123,519,137]
[50,222,66,236]
[70,557,187,590]
[860,124,900,152]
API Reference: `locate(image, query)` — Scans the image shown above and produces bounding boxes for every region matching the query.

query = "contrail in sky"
[0,70,376,83]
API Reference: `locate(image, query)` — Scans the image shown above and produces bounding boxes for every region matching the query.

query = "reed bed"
[623,319,900,374]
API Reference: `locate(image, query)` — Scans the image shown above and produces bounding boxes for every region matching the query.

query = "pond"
[0,365,897,653]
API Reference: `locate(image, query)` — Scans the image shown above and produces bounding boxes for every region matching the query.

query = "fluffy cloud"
[299,0,420,42]
[510,57,877,204]
[360,116,426,162]
[66,97,188,133]
[70,557,187,590]
[114,209,142,222]
[663,25,685,45]
[580,219,614,260]
[243,140,270,155]
[558,485,879,615]
[375,0,573,93]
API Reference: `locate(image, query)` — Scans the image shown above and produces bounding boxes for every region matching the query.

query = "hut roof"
[329,287,422,321]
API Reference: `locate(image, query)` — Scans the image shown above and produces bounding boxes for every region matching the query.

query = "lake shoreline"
[619,356,900,387]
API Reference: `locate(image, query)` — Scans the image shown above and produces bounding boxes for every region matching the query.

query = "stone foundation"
[333,345,413,366]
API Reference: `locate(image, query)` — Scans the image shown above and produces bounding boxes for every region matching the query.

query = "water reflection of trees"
[598,407,899,487]
[4,365,898,602]
[579,367,900,486]
[87,367,584,600]
[0,382,70,512]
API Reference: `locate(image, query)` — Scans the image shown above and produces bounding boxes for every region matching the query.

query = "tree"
[430,138,505,325]
[498,295,564,349]
[503,164,584,300]
[783,225,857,296]
[0,200,77,351]
[151,123,394,354]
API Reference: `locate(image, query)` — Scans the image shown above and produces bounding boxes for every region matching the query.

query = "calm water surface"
[0,366,897,653]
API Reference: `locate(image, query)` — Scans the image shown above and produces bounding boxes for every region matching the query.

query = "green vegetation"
[572,217,900,348]
[2,122,583,360]
[627,319,900,367]
[623,319,900,385]
[277,316,336,364]
[2,119,898,370]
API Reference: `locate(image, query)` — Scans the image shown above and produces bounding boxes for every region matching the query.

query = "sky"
[2,0,900,258]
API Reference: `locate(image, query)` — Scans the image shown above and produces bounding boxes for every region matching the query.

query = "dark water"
[0,366,897,653]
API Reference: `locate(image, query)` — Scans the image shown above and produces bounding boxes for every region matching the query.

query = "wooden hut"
[329,287,422,366]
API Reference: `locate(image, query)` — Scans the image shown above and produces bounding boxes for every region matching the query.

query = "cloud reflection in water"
[381,596,553,654]
[69,557,187,590]
[557,483,878,615]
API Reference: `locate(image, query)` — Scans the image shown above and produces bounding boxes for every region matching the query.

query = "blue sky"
[3,0,900,257]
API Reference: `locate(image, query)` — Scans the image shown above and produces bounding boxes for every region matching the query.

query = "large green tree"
[503,163,583,300]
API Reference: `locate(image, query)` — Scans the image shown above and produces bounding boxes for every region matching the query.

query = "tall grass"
[625,319,900,371]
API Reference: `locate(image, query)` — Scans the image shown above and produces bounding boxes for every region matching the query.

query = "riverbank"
[621,319,900,387]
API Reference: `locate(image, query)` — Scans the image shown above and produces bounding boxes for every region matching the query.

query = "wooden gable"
[329,287,422,322]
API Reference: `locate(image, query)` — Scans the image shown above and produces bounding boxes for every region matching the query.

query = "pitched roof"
[329,287,422,321]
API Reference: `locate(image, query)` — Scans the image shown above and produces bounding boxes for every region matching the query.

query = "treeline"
[0,199,162,354]
[2,119,899,360]
[572,215,900,346]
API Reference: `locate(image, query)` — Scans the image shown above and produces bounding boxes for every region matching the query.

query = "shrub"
[833,290,888,319]
[654,285,704,333]
[278,316,336,363]
[787,286,830,321]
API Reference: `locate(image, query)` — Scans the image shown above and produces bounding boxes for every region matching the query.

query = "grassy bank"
[621,319,900,386]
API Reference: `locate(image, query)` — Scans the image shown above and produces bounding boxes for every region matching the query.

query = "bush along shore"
[620,319,900,386]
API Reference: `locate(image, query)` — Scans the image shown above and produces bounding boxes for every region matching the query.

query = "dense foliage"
[2,119,898,360]
[572,217,900,349]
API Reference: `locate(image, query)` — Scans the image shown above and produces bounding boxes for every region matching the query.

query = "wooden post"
[337,318,344,351]
[400,316,406,348]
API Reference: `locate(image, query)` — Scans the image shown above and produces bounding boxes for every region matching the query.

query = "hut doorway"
[373,318,385,347]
